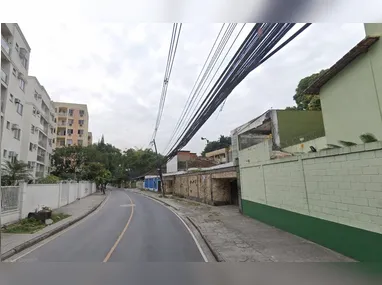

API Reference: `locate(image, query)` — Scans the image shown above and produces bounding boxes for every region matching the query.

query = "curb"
[1,193,107,261]
[132,190,179,211]
[186,216,225,262]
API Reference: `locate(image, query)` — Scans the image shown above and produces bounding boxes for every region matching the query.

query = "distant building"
[53,102,90,147]
[231,109,326,162]
[20,76,56,179]
[305,23,382,145]
[144,175,160,192]
[1,23,31,165]
[166,150,197,173]
[205,147,232,164]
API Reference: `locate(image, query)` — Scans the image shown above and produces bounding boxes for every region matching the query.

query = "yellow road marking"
[103,193,134,262]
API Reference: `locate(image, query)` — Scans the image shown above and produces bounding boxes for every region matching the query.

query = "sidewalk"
[131,189,354,262]
[1,192,106,260]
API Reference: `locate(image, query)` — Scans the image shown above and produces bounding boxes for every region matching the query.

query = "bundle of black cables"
[166,23,311,160]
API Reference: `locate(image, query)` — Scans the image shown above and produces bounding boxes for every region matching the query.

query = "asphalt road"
[11,189,205,262]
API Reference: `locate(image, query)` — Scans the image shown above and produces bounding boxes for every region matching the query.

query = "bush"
[37,175,60,184]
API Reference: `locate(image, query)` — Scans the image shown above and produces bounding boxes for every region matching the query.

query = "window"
[16,102,23,115]
[19,79,25,91]
[21,57,28,68]
[79,110,84,117]
[33,107,37,115]
[48,139,52,146]
[6,121,10,129]
[53,138,55,143]
[12,68,17,76]
[67,139,73,146]
[68,109,73,116]
[14,129,21,140]
[3,149,7,158]
[31,124,35,134]
[29,143,33,151]
[78,120,84,125]
[11,153,18,163]
[78,129,84,135]
[9,94,14,102]
[15,43,19,51]
[68,119,73,126]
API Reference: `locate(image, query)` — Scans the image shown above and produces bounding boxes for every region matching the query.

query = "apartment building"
[53,102,90,147]
[20,76,56,179]
[1,23,31,164]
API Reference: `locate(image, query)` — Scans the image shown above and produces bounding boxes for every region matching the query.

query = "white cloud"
[19,22,366,154]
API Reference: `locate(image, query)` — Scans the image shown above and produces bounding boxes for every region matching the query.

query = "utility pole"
[152,139,166,197]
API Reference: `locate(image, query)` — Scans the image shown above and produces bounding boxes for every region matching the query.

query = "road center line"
[103,192,134,262]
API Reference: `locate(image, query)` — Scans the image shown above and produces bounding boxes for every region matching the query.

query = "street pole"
[152,139,165,197]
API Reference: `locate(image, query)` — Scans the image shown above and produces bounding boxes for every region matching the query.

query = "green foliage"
[2,213,70,234]
[338,140,357,147]
[360,133,378,143]
[50,136,162,186]
[37,175,60,184]
[201,135,231,156]
[1,159,32,186]
[292,69,328,110]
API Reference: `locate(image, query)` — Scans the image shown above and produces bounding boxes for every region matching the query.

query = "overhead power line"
[163,23,246,153]
[166,23,312,159]
[150,23,182,145]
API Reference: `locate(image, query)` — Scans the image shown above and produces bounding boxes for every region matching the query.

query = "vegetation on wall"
[201,135,231,156]
[321,133,379,151]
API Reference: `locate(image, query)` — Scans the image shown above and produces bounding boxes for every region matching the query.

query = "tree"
[1,159,32,186]
[36,175,60,184]
[201,135,231,156]
[290,69,328,111]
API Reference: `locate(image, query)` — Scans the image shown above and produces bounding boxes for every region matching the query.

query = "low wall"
[240,141,382,261]
[1,181,96,225]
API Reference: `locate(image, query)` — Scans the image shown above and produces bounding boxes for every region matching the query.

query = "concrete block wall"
[1,181,95,225]
[240,141,382,234]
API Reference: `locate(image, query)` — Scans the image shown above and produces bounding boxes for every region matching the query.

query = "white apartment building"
[20,76,56,179]
[1,23,31,165]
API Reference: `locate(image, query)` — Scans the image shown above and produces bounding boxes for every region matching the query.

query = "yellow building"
[53,102,90,147]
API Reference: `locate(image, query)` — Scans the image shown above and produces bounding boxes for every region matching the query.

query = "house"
[305,24,381,145]
[231,109,326,161]
[166,150,216,173]
[205,147,232,164]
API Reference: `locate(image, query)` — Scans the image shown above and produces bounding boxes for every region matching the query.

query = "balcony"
[36,171,44,178]
[38,140,47,149]
[58,122,67,127]
[1,69,8,85]
[57,132,66,137]
[37,155,45,163]
[1,37,10,54]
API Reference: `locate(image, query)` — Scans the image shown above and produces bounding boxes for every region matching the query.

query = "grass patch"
[1,213,71,234]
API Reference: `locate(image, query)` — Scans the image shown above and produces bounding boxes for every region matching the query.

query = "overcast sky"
[19,22,365,154]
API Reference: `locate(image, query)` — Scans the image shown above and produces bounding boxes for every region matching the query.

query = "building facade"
[20,76,56,179]
[205,147,232,164]
[305,24,382,145]
[1,23,31,165]
[53,102,90,147]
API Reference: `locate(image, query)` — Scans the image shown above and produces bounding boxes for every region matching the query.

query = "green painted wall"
[276,110,325,148]
[242,199,382,262]
[320,31,382,145]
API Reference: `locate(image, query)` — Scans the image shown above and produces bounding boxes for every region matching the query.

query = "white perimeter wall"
[240,141,382,234]
[1,181,96,225]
